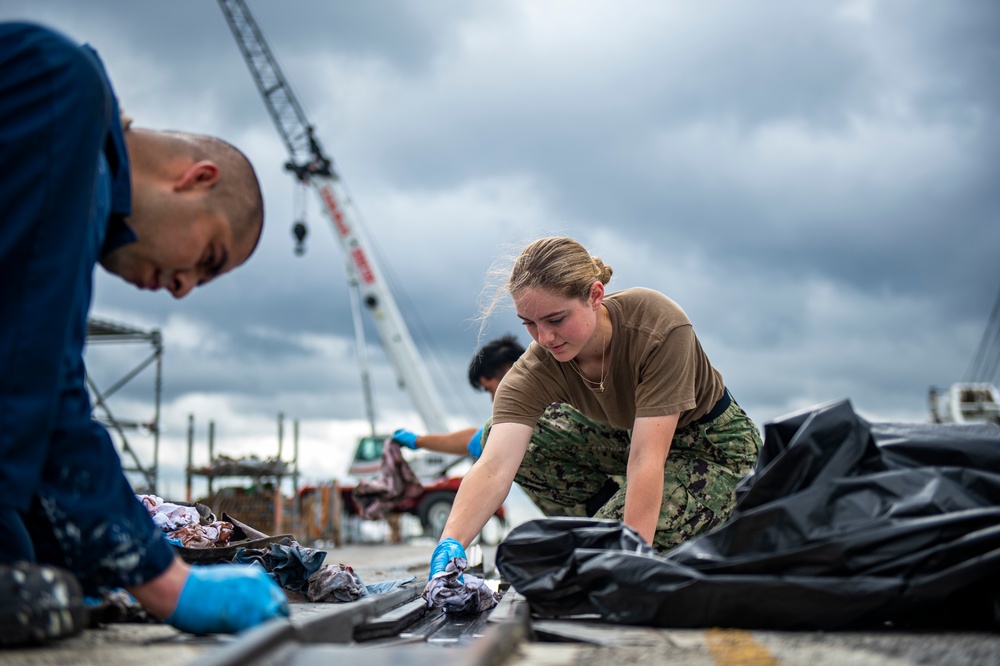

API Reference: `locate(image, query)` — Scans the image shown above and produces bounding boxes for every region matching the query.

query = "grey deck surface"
[3,543,1000,666]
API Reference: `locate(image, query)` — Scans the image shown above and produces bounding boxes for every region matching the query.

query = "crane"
[928,280,1000,425]
[217,0,451,436]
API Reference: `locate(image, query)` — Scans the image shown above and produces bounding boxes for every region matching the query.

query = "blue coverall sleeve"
[0,23,173,590]
[0,22,112,512]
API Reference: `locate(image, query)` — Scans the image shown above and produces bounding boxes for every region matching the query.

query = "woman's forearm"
[624,415,678,544]
[439,422,533,547]
[623,455,665,543]
[440,459,513,546]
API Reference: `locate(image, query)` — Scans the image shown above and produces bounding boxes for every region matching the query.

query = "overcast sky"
[3,1,998,499]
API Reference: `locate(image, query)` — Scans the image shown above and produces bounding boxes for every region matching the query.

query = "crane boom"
[218,0,450,433]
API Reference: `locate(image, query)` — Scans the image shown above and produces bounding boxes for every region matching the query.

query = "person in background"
[428,236,764,578]
[0,22,287,645]
[392,335,606,518]
[391,334,525,459]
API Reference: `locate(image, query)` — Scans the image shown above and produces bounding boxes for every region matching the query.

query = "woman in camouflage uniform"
[430,236,762,575]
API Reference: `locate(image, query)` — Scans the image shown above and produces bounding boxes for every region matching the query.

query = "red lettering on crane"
[320,186,350,237]
[351,247,376,284]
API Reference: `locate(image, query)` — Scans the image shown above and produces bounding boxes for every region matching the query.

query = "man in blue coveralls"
[0,22,288,644]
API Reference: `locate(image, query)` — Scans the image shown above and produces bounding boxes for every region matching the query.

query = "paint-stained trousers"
[484,396,763,552]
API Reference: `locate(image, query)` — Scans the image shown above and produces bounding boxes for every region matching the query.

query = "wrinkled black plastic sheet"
[496,400,1000,630]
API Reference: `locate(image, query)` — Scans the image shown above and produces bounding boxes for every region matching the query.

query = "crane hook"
[292,220,308,256]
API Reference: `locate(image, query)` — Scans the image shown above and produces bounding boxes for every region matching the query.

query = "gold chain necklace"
[569,307,608,392]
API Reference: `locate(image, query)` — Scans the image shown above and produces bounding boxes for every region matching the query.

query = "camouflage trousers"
[483,398,763,553]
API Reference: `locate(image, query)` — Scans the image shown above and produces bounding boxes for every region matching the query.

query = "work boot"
[0,562,85,646]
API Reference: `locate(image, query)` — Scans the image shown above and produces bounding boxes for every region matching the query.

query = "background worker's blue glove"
[466,427,484,459]
[165,564,289,635]
[430,537,467,579]
[392,428,420,450]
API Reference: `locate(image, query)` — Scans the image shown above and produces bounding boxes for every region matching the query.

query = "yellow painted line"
[705,628,780,665]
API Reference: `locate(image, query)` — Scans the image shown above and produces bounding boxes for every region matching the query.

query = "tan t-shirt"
[493,287,725,430]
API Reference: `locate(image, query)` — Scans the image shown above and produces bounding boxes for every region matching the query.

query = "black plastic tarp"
[496,399,1000,630]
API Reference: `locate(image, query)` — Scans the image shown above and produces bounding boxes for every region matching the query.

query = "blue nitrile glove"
[430,537,467,579]
[392,428,420,450]
[165,564,289,635]
[466,427,484,459]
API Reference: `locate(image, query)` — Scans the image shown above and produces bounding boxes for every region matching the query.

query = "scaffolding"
[185,412,300,537]
[85,316,163,494]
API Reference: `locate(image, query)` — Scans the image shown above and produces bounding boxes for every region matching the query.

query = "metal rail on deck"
[198,584,531,666]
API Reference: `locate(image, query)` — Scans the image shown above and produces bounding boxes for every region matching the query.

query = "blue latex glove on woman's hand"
[430,537,467,579]
[392,428,420,450]
[165,564,289,635]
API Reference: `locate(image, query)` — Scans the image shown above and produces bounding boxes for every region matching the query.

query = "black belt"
[694,387,732,426]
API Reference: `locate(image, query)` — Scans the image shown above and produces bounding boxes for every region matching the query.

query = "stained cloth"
[352,439,424,520]
[422,557,500,614]
[137,495,233,548]
[232,538,326,595]
[304,563,415,602]
[306,563,365,602]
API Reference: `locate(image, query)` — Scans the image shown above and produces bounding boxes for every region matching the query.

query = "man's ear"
[174,160,220,191]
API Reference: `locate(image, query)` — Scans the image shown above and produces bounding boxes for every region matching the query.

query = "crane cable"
[964,278,1000,384]
[344,182,481,422]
